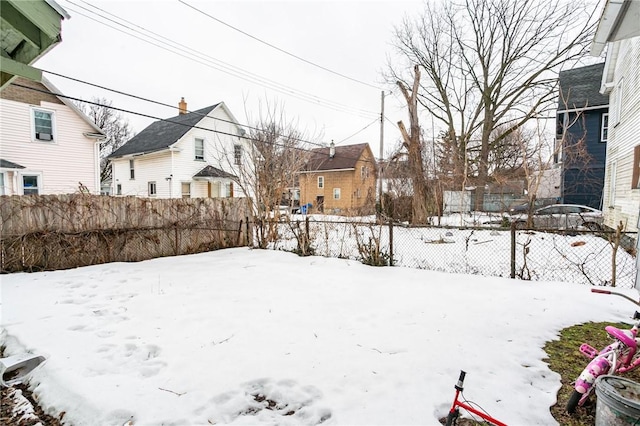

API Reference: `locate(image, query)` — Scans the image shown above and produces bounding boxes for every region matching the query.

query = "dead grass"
[545,321,640,425]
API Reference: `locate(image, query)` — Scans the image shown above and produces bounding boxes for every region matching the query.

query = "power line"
[40,68,375,151]
[64,1,378,120]
[178,0,382,91]
[336,118,379,145]
[14,81,380,166]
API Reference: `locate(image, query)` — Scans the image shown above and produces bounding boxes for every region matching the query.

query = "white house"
[591,0,640,236]
[108,99,251,199]
[0,76,105,195]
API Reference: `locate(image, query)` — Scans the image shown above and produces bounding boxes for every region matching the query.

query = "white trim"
[601,113,609,142]
[40,77,104,135]
[44,0,71,19]
[299,168,356,174]
[194,137,205,161]
[20,172,43,195]
[614,78,624,126]
[591,0,626,56]
[556,104,609,114]
[30,106,56,143]
[148,181,157,197]
[0,172,6,195]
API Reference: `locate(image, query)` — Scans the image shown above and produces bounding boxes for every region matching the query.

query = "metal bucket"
[594,375,640,425]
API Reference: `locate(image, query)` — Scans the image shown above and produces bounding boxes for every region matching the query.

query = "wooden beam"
[0,56,42,89]
[7,0,62,41]
[1,3,42,49]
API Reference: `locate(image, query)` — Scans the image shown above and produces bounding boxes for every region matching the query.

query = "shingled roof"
[109,104,220,158]
[558,63,608,111]
[302,143,370,172]
[0,159,25,169]
[194,165,236,180]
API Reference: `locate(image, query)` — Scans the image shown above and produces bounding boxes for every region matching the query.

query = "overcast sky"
[35,0,427,157]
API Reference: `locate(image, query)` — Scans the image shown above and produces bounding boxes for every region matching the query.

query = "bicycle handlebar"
[455,370,466,391]
[591,288,640,307]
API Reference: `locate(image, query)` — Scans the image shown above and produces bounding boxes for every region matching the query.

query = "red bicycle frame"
[446,371,507,426]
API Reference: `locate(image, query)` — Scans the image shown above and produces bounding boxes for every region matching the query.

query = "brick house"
[298,142,376,214]
[0,76,105,195]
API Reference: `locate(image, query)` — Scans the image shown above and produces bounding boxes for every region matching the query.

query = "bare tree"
[388,0,597,210]
[218,101,315,247]
[397,65,432,224]
[77,97,133,183]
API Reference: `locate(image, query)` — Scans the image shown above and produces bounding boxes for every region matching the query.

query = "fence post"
[510,221,516,279]
[237,219,243,246]
[174,224,179,256]
[305,215,310,237]
[388,220,394,266]
[245,216,250,247]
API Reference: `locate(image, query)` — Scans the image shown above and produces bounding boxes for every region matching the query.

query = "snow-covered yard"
[1,247,638,425]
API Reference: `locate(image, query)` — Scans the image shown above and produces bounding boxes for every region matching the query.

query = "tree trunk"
[397,65,430,224]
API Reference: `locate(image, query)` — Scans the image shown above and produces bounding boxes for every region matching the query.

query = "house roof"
[558,63,608,111]
[194,165,236,180]
[302,143,371,172]
[0,159,25,169]
[109,104,220,158]
[591,0,640,56]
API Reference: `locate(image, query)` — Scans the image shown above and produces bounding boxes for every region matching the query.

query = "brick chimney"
[178,97,187,115]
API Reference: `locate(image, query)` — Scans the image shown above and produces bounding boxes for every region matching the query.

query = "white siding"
[111,103,253,199]
[602,37,640,234]
[112,152,173,197]
[0,99,100,194]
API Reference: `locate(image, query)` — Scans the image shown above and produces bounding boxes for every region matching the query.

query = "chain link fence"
[263,216,638,288]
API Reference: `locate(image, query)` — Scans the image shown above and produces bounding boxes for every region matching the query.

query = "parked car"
[510,204,603,230]
[508,198,557,214]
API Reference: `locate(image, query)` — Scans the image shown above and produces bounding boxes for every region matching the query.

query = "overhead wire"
[335,118,380,145]
[65,0,379,120]
[13,81,383,166]
[178,0,382,91]
[40,67,379,153]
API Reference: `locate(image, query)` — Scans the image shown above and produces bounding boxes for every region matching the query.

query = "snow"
[1,246,638,425]
[274,214,636,287]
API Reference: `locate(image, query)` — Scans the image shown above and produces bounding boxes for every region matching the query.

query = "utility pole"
[378,90,384,209]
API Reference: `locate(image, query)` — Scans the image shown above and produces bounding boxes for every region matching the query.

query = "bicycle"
[445,370,507,426]
[566,288,640,414]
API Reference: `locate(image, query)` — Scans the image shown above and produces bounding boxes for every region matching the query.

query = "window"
[129,159,135,180]
[361,166,369,179]
[234,144,242,165]
[181,182,191,198]
[333,188,341,200]
[195,138,204,160]
[633,145,640,190]
[148,181,157,197]
[224,182,234,197]
[0,173,5,195]
[601,113,609,142]
[317,176,324,188]
[116,184,122,195]
[356,188,361,198]
[22,175,40,195]
[32,109,54,141]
